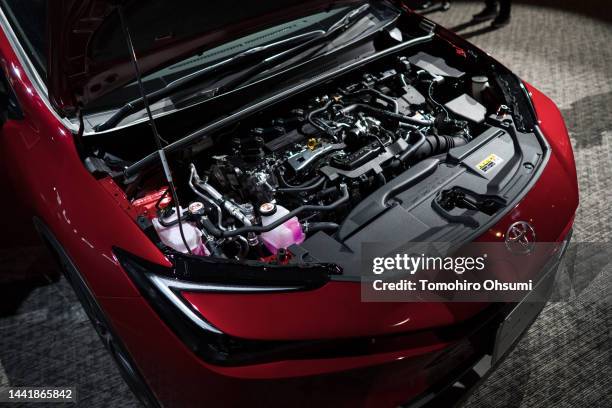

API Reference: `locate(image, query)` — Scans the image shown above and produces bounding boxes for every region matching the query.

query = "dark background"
[0,1,610,407]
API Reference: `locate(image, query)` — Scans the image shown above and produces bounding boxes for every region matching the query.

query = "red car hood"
[46,0,363,117]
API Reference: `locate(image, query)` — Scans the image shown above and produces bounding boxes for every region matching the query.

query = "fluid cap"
[188,201,206,216]
[259,202,277,216]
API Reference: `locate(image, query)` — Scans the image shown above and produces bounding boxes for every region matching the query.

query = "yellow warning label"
[476,154,503,173]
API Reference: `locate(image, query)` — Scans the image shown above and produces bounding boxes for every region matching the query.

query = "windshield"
[85,1,367,112]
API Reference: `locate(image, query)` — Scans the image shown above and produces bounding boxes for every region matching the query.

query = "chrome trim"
[505,221,537,254]
[0,5,77,131]
[148,274,223,334]
[148,274,299,334]
[154,275,298,293]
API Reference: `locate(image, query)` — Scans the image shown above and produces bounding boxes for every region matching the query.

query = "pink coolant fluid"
[260,203,305,254]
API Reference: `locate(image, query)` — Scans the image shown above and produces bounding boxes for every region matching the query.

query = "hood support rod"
[117,6,192,254]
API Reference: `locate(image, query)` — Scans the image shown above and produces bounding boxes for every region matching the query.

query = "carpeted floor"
[0,1,610,407]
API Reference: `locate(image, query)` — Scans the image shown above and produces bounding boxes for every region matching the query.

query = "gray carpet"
[0,1,610,407]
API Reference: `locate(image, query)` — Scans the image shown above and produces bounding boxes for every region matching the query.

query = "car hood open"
[46,0,364,117]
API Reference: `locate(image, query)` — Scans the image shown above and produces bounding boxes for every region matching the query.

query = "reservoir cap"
[259,202,277,216]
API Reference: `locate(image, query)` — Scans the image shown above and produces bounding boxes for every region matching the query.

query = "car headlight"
[113,247,339,365]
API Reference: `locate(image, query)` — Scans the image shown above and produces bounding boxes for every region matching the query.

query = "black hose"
[276,176,326,194]
[278,171,323,188]
[398,129,427,162]
[412,135,468,160]
[202,184,349,238]
[157,215,180,228]
[316,186,339,199]
[307,101,335,136]
[305,222,340,233]
[345,88,399,113]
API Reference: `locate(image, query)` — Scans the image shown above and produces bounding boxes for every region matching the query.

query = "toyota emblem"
[505,221,536,254]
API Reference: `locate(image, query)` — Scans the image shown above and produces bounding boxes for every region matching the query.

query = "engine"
[153,53,495,261]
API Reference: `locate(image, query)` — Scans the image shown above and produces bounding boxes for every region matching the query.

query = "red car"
[0,1,578,407]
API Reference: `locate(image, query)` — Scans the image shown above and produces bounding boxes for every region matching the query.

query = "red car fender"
[0,27,171,298]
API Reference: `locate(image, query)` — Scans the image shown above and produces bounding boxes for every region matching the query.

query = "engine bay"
[142,50,520,263]
[89,44,542,269]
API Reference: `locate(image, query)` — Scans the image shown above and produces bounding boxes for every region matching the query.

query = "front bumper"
[404,230,572,408]
[108,226,572,408]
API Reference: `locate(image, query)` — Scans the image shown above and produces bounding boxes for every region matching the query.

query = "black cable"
[428,80,450,121]
[118,6,192,254]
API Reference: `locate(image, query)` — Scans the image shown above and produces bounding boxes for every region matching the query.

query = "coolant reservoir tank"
[152,208,209,255]
[259,203,305,254]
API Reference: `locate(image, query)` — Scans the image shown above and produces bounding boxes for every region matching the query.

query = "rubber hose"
[412,135,468,160]
[305,222,340,233]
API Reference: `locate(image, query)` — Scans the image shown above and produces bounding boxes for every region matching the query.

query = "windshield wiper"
[94,30,325,132]
[95,4,370,132]
[201,4,372,100]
